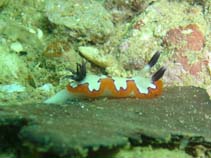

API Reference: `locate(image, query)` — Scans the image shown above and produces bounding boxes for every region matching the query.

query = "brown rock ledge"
[0,86,211,157]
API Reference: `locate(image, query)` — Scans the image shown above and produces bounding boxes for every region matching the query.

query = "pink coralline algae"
[163,24,205,51]
[163,24,205,76]
[176,55,203,76]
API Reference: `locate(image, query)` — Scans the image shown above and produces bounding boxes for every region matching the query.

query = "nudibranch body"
[44,52,166,104]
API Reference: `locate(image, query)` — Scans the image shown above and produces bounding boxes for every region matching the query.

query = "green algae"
[113,147,191,158]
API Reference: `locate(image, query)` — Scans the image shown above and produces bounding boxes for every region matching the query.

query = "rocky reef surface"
[0,0,210,104]
[0,0,211,157]
[0,86,211,157]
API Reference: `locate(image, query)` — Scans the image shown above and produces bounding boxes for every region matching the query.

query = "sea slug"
[44,52,166,104]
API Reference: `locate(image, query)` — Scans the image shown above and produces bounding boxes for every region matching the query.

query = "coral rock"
[0,46,28,84]
[176,54,202,76]
[79,46,114,68]
[43,40,70,58]
[45,0,114,42]
[163,24,205,51]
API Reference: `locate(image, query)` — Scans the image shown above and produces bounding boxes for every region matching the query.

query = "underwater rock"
[104,0,154,23]
[118,0,206,71]
[0,46,28,84]
[163,24,205,76]
[43,40,71,58]
[176,54,203,76]
[45,0,114,43]
[0,19,43,62]
[79,46,115,68]
[10,42,23,53]
[42,40,82,84]
[0,0,9,8]
[0,84,25,93]
[163,24,205,52]
[207,51,211,76]
[114,147,191,158]
[0,87,211,157]
[118,0,208,86]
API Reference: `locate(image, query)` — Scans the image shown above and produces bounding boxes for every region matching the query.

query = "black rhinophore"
[70,61,87,82]
[152,67,166,82]
[148,51,161,68]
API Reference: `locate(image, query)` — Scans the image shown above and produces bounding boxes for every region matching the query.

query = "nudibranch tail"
[44,51,166,104]
[44,89,75,104]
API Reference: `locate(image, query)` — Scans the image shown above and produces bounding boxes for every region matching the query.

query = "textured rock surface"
[0,46,28,84]
[45,0,114,42]
[117,0,207,70]
[114,0,210,89]
[163,24,205,51]
[0,86,211,157]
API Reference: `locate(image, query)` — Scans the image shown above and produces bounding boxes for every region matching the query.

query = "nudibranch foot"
[44,89,74,104]
[44,52,166,104]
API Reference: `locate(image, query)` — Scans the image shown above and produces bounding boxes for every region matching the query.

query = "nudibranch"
[44,52,166,104]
